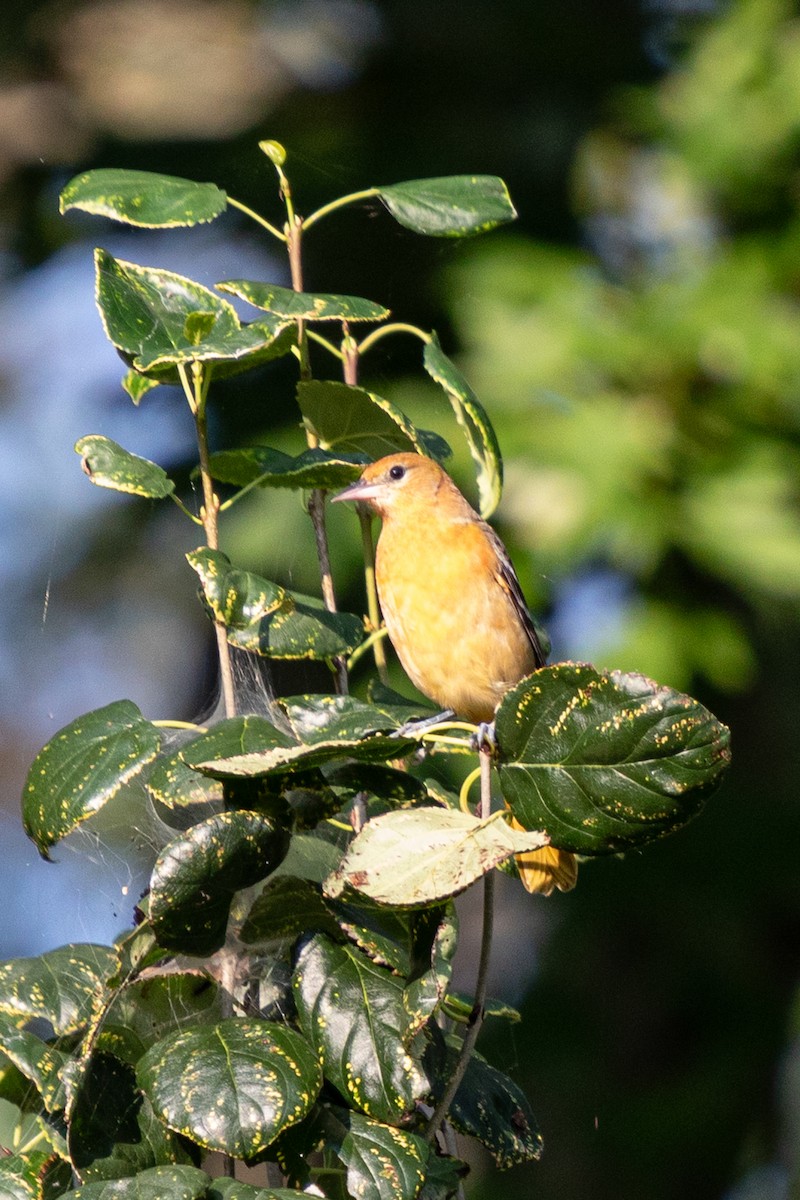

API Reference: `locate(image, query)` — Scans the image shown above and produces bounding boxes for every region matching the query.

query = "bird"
[332,451,577,896]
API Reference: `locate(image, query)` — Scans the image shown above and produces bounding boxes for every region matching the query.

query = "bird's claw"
[470,720,498,755]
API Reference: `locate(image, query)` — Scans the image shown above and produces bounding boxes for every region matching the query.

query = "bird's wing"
[488,527,548,669]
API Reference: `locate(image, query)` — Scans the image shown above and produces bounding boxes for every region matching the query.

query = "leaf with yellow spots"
[292,933,430,1127]
[67,1163,211,1200]
[496,663,732,854]
[323,1107,429,1200]
[0,944,116,1036]
[22,701,161,858]
[216,280,389,323]
[448,1048,543,1168]
[137,1019,321,1159]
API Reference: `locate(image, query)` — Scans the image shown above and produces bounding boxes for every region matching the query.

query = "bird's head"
[331,453,449,518]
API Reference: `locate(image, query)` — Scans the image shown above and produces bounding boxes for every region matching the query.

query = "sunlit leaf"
[378,175,516,237]
[217,280,389,322]
[297,380,450,462]
[186,548,287,629]
[137,1019,321,1158]
[67,1164,210,1200]
[496,664,732,854]
[0,1014,67,1114]
[22,701,161,857]
[95,251,287,375]
[75,436,174,499]
[208,446,367,490]
[60,169,227,227]
[293,933,429,1125]
[226,590,365,661]
[0,945,116,1036]
[239,876,341,944]
[324,1108,429,1200]
[423,334,503,517]
[324,808,548,906]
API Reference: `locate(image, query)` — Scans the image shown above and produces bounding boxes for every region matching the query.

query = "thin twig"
[426,748,495,1144]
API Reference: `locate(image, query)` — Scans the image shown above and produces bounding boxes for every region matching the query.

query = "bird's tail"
[507,813,578,896]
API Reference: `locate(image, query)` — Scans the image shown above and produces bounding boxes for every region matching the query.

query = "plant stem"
[285,207,348,694]
[302,186,381,232]
[226,195,286,242]
[357,322,431,356]
[180,361,237,719]
[425,748,495,1144]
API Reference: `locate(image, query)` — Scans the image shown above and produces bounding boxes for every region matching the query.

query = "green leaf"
[0,1150,60,1200]
[324,1109,429,1200]
[94,250,287,376]
[402,907,457,1033]
[121,371,160,405]
[149,811,289,956]
[208,1184,309,1200]
[22,700,161,857]
[208,446,367,491]
[272,832,344,884]
[293,933,430,1125]
[423,334,503,518]
[0,945,117,1035]
[66,1164,210,1200]
[240,876,341,944]
[0,1014,67,1113]
[60,169,227,227]
[378,176,516,237]
[324,808,548,906]
[228,589,365,661]
[184,698,416,779]
[75,436,175,500]
[186,548,287,629]
[296,380,451,462]
[496,664,732,854]
[145,746,223,810]
[216,280,389,323]
[449,1051,542,1167]
[65,1051,189,1181]
[325,761,428,805]
[137,1019,321,1158]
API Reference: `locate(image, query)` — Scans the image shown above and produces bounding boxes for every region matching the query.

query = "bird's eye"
[388,464,406,481]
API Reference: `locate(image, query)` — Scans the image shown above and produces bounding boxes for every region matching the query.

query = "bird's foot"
[470,720,498,755]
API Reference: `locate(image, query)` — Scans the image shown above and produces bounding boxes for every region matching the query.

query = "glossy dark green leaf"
[417,1153,468,1200]
[216,280,389,322]
[185,697,416,779]
[0,945,116,1035]
[145,746,223,809]
[75,436,175,499]
[378,176,516,237]
[449,1051,542,1167]
[496,664,732,854]
[66,1051,189,1181]
[95,251,286,375]
[137,1018,321,1158]
[403,907,458,1033]
[207,1183,309,1200]
[325,1109,429,1200]
[296,380,451,462]
[423,334,503,518]
[324,808,548,907]
[22,700,161,857]
[0,1015,67,1113]
[293,933,429,1125]
[186,548,287,629]
[149,810,288,956]
[66,1164,210,1200]
[208,446,367,490]
[227,589,364,661]
[325,761,428,804]
[240,876,340,944]
[330,899,416,975]
[60,169,227,227]
[0,1150,58,1200]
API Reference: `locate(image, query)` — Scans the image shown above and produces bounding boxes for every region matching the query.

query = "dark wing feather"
[487,527,547,669]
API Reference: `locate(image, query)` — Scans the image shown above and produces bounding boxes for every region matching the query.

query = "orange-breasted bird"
[333,451,577,896]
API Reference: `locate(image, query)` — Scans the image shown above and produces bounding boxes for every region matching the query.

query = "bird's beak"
[331,477,382,504]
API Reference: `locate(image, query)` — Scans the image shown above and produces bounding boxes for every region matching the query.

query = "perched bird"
[333,452,577,896]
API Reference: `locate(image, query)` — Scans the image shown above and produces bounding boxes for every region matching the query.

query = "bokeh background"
[1,1,800,1197]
